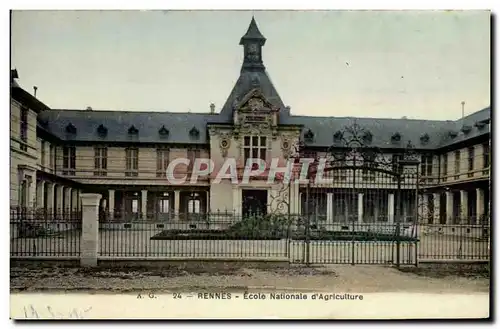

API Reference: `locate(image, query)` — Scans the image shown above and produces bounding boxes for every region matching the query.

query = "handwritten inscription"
[22,304,93,319]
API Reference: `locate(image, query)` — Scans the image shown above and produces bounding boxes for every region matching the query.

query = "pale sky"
[11,10,490,120]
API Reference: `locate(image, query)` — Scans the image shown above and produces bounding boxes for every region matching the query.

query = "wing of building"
[10,17,491,225]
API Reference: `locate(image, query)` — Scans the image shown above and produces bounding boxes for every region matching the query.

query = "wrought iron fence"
[10,208,490,263]
[417,223,490,261]
[10,207,82,257]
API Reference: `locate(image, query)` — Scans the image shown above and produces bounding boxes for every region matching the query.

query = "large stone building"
[10,18,491,225]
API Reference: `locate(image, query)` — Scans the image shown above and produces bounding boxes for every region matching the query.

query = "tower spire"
[240,17,266,71]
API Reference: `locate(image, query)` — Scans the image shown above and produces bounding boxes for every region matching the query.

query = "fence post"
[80,193,102,267]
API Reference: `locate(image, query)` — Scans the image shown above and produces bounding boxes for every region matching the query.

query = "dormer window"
[448,131,458,138]
[97,124,108,137]
[333,131,343,142]
[128,125,139,135]
[420,133,430,145]
[475,121,486,129]
[159,125,169,137]
[362,131,373,144]
[391,132,401,143]
[189,126,200,139]
[66,123,77,134]
[461,125,472,134]
[304,129,314,142]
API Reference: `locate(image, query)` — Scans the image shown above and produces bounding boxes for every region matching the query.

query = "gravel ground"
[10,263,489,294]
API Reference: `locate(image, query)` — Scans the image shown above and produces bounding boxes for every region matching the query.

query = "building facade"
[10,18,491,225]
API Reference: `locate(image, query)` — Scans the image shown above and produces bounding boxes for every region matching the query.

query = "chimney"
[210,103,215,114]
[86,106,93,111]
[33,86,38,98]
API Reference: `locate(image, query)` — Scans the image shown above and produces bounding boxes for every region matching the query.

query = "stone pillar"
[174,190,180,220]
[460,190,468,224]
[388,193,395,224]
[433,193,441,224]
[64,187,72,216]
[36,180,45,209]
[108,189,115,219]
[326,193,333,225]
[446,191,454,224]
[206,191,210,214]
[80,193,102,267]
[26,176,35,209]
[46,183,55,214]
[232,186,240,217]
[357,193,364,223]
[476,188,485,224]
[71,189,78,212]
[298,193,302,215]
[141,190,147,221]
[55,185,64,215]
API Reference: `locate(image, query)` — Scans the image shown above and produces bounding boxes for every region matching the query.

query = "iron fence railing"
[10,207,82,257]
[417,224,490,261]
[10,209,491,263]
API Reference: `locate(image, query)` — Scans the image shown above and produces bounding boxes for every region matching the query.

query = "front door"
[242,189,268,217]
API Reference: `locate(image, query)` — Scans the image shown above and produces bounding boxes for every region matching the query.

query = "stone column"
[71,189,78,212]
[141,190,148,221]
[206,191,210,214]
[26,176,35,209]
[36,180,45,209]
[108,189,115,219]
[232,186,240,217]
[357,193,364,223]
[298,193,302,215]
[64,187,72,216]
[326,193,333,225]
[174,190,180,220]
[55,185,64,216]
[388,193,395,224]
[476,188,485,224]
[446,191,454,224]
[45,183,55,214]
[460,190,468,224]
[433,193,441,224]
[80,193,102,267]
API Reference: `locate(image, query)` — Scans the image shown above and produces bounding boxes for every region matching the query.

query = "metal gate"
[289,122,420,266]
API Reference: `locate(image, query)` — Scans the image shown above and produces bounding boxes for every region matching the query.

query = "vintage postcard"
[9,9,491,320]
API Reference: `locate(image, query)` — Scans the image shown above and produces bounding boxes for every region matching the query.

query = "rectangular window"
[420,155,433,177]
[483,143,490,168]
[40,141,46,167]
[125,147,139,177]
[483,142,490,175]
[158,198,170,213]
[467,146,474,177]
[454,150,460,179]
[442,154,448,182]
[49,144,54,169]
[94,146,108,176]
[187,148,200,172]
[362,154,376,181]
[243,135,267,166]
[62,146,76,176]
[20,107,28,151]
[156,147,170,177]
[392,154,401,181]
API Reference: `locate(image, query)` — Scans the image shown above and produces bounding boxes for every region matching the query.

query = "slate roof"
[37,110,220,145]
[280,107,491,150]
[240,16,266,44]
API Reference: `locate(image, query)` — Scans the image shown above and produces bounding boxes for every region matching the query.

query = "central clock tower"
[240,16,266,71]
